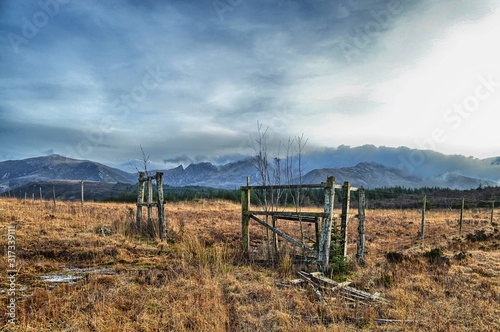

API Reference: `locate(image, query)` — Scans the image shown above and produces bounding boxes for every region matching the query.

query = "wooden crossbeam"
[248,211,328,218]
[242,183,341,190]
[249,214,316,256]
[137,203,158,208]
[274,214,317,223]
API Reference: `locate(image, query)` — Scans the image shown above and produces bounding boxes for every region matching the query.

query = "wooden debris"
[375,319,416,325]
[285,271,389,305]
[280,273,405,327]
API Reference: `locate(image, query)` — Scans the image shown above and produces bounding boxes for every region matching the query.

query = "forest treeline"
[102,185,500,209]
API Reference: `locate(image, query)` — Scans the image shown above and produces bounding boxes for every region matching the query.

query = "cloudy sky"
[1,0,499,168]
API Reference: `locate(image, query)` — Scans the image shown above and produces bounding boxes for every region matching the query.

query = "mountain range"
[0,146,499,198]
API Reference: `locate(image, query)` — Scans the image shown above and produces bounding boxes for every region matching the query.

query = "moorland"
[1,198,499,331]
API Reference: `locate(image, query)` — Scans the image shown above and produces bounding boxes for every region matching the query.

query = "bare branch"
[134,145,151,177]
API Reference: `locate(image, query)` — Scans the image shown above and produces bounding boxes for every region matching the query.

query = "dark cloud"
[0,120,83,158]
[1,0,498,164]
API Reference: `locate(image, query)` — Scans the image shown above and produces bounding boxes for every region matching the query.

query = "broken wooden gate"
[136,171,166,241]
[241,176,366,271]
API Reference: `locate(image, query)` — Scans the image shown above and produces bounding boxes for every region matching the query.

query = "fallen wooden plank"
[298,271,389,304]
[307,282,324,302]
[309,273,352,291]
[297,271,322,288]
[296,271,325,302]
[342,286,388,303]
[276,278,305,287]
[376,319,416,324]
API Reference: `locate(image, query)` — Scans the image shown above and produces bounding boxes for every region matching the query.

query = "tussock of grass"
[1,199,499,331]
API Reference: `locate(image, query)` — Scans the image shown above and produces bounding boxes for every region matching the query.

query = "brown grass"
[1,198,499,331]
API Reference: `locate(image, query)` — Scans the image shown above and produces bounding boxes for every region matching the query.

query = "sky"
[1,0,500,169]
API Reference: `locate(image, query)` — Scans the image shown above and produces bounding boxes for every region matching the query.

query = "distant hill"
[0,154,136,192]
[301,162,424,188]
[304,145,500,183]
[299,162,496,190]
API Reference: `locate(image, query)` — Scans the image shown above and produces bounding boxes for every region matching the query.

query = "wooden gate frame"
[136,172,166,241]
[241,176,366,271]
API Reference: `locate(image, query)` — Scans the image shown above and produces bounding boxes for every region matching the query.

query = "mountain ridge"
[304,145,500,182]
[0,147,499,193]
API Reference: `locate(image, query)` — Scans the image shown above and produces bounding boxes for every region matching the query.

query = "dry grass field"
[1,198,499,331]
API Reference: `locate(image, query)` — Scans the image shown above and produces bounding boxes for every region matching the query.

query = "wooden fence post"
[491,201,495,225]
[318,176,335,273]
[136,172,145,230]
[420,195,427,246]
[156,172,166,241]
[340,181,351,258]
[459,197,464,236]
[146,178,155,236]
[242,177,250,259]
[81,180,84,210]
[52,186,56,209]
[147,178,153,221]
[357,188,366,265]
[272,215,279,258]
[314,217,320,253]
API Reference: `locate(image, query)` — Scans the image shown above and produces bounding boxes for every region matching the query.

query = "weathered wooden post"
[314,217,320,253]
[147,178,153,221]
[146,177,155,236]
[81,180,84,210]
[156,172,166,241]
[420,195,427,246]
[340,181,351,257]
[242,177,251,259]
[459,197,464,236]
[357,188,366,265]
[272,215,279,258]
[136,172,145,230]
[491,201,495,225]
[39,187,42,201]
[318,176,335,273]
[52,186,56,208]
